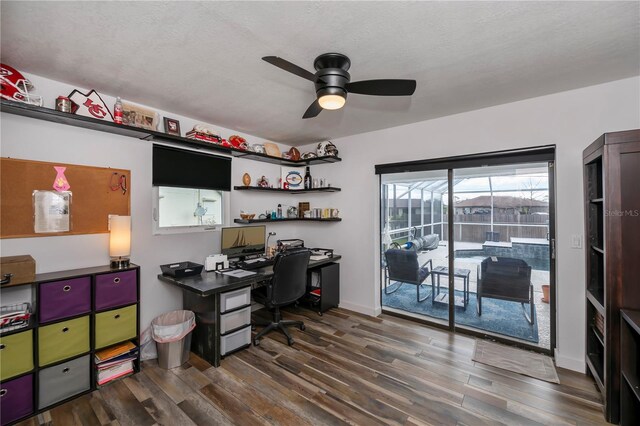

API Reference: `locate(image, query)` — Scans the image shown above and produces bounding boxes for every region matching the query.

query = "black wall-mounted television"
[152,144,231,191]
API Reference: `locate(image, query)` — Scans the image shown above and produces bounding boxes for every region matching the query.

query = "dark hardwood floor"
[18,308,606,425]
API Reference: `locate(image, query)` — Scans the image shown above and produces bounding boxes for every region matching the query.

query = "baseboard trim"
[554,349,585,372]
[339,301,379,317]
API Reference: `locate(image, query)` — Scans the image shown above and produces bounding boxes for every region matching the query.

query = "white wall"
[0,73,299,329]
[293,76,640,372]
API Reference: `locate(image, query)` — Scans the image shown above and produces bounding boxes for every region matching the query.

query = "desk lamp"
[266,231,276,258]
[109,215,131,269]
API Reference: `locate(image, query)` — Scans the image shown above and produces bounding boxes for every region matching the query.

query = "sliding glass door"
[451,164,552,350]
[378,148,555,353]
[381,170,449,325]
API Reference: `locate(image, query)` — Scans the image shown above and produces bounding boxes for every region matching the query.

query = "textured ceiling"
[1,1,639,146]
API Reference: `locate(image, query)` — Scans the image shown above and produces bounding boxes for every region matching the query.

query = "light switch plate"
[571,234,582,249]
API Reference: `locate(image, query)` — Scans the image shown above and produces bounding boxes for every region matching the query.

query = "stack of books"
[95,341,138,386]
[185,130,221,144]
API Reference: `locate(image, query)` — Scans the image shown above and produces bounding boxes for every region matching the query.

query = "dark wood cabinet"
[583,130,640,423]
[620,310,640,426]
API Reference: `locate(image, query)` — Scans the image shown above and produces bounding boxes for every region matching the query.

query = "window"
[153,186,229,234]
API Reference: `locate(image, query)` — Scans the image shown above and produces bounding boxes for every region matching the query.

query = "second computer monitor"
[220,225,266,260]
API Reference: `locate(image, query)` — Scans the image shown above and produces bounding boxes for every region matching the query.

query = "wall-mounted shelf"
[233,186,341,194]
[234,218,341,224]
[1,100,342,167]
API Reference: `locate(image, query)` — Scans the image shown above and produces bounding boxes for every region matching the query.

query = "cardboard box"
[0,255,35,287]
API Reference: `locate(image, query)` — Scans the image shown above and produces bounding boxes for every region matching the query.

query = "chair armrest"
[420,259,433,270]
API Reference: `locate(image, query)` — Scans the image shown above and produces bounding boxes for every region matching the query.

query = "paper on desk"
[222,269,256,278]
[310,255,329,261]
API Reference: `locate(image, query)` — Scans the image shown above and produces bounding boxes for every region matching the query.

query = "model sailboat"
[231,230,247,248]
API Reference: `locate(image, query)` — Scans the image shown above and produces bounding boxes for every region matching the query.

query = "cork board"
[1,157,130,238]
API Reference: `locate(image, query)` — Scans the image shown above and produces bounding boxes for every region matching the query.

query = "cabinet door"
[320,263,340,312]
[38,316,90,366]
[94,305,137,349]
[0,330,34,381]
[39,277,91,323]
[95,270,137,311]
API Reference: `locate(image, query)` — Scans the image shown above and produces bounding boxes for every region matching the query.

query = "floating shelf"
[1,100,342,167]
[234,218,341,224]
[233,186,341,194]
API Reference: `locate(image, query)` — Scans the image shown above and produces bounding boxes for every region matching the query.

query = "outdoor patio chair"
[384,249,433,302]
[477,256,534,324]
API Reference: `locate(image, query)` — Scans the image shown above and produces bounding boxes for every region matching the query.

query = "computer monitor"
[221,225,266,260]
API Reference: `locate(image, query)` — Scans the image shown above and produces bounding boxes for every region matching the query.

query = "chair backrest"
[269,249,311,306]
[480,257,531,298]
[385,249,420,284]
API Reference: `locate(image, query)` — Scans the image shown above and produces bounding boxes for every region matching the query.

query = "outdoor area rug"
[382,284,539,343]
[473,339,560,383]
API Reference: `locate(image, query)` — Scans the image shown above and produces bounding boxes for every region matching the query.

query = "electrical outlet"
[571,234,582,249]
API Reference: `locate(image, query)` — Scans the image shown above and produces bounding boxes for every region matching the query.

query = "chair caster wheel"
[251,325,256,331]
[287,338,294,346]
[300,324,305,331]
[318,312,323,316]
[253,339,260,346]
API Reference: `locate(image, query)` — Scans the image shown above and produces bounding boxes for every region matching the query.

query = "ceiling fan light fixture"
[318,94,346,110]
[317,87,347,110]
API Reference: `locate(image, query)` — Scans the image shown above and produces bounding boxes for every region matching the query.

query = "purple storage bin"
[0,374,33,425]
[95,270,137,311]
[39,277,91,323]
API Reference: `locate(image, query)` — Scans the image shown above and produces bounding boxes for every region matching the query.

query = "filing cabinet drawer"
[219,286,251,313]
[94,305,137,349]
[38,355,90,409]
[39,277,91,323]
[39,316,90,366]
[220,325,251,356]
[220,306,251,335]
[95,270,137,311]
[0,330,34,381]
[0,374,33,425]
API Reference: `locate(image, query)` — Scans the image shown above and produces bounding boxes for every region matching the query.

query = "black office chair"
[384,248,433,302]
[252,249,310,346]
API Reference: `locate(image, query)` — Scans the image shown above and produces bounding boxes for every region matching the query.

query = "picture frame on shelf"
[280,166,305,190]
[122,102,158,130]
[163,117,181,136]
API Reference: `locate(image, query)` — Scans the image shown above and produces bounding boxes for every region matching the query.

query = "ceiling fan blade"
[345,79,416,96]
[302,100,322,119]
[262,56,317,82]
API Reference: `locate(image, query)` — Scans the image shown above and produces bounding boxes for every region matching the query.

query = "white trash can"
[151,310,195,369]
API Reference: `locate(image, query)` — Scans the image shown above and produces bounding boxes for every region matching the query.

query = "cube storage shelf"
[0,264,140,426]
[583,130,640,423]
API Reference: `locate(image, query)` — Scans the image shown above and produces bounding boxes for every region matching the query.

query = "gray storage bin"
[219,287,251,313]
[220,306,251,334]
[38,355,90,409]
[220,325,251,356]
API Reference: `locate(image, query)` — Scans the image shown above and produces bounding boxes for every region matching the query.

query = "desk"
[430,266,471,310]
[158,255,340,366]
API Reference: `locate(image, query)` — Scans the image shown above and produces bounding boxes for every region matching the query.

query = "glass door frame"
[377,146,557,355]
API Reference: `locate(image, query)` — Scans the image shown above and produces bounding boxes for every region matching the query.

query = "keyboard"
[236,257,275,270]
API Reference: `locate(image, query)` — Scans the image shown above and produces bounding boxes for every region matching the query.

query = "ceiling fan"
[262,53,416,119]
